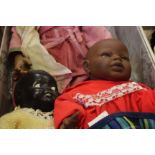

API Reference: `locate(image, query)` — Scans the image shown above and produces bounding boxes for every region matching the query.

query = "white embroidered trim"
[15,106,53,120]
[73,82,145,108]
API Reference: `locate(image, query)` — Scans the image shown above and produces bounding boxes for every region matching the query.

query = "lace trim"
[15,106,53,120]
[73,82,145,108]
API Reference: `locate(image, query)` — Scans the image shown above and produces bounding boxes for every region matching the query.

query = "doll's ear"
[83,59,90,74]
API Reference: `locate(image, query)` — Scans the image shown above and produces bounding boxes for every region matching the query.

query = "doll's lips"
[45,93,52,97]
[42,93,53,101]
[111,62,124,71]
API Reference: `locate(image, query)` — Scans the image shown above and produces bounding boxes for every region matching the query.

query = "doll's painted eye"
[100,51,111,57]
[121,56,129,61]
[33,83,41,88]
[51,87,56,91]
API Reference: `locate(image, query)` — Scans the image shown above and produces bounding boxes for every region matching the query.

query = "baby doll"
[54,39,155,129]
[0,70,59,129]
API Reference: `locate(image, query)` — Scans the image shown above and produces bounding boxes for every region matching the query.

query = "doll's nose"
[44,89,53,94]
[113,55,121,61]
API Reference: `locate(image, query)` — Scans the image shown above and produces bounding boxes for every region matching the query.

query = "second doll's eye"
[121,56,129,61]
[33,82,41,88]
[51,87,56,91]
[100,52,111,57]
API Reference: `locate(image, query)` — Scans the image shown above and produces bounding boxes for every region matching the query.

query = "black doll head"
[14,70,59,112]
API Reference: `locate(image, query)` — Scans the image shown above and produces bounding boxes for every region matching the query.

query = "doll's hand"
[60,111,80,129]
[13,54,32,80]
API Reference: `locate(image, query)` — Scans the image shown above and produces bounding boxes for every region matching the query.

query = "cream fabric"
[0,107,54,129]
[16,26,72,76]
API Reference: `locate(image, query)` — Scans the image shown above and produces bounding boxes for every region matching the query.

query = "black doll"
[14,70,59,112]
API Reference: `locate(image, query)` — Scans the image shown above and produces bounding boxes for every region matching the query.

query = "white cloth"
[16,26,72,76]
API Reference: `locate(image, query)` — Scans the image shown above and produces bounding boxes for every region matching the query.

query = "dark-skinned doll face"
[84,39,131,81]
[14,70,59,112]
[30,73,58,110]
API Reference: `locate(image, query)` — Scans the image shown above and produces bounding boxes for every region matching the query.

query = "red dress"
[54,80,155,128]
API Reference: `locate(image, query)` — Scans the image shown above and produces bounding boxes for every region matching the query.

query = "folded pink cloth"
[9,26,112,92]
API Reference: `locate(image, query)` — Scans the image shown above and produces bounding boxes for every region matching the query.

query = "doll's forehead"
[87,39,128,58]
[26,73,56,87]
[33,73,53,81]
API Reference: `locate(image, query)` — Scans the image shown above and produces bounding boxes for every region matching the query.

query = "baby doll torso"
[54,80,155,128]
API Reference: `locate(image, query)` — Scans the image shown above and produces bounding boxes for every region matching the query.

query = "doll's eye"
[121,56,129,61]
[51,87,56,91]
[100,52,111,57]
[33,83,41,88]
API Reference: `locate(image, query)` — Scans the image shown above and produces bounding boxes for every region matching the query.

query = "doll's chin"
[41,96,54,103]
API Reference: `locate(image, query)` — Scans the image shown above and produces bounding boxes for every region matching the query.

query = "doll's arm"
[60,111,80,129]
[54,96,86,129]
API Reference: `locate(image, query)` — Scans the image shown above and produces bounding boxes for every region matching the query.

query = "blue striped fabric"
[89,112,155,129]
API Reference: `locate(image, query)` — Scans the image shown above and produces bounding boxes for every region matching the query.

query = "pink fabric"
[9,27,22,50]
[81,26,112,47]
[9,26,112,90]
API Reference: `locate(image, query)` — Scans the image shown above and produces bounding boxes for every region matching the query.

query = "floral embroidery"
[73,82,145,108]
